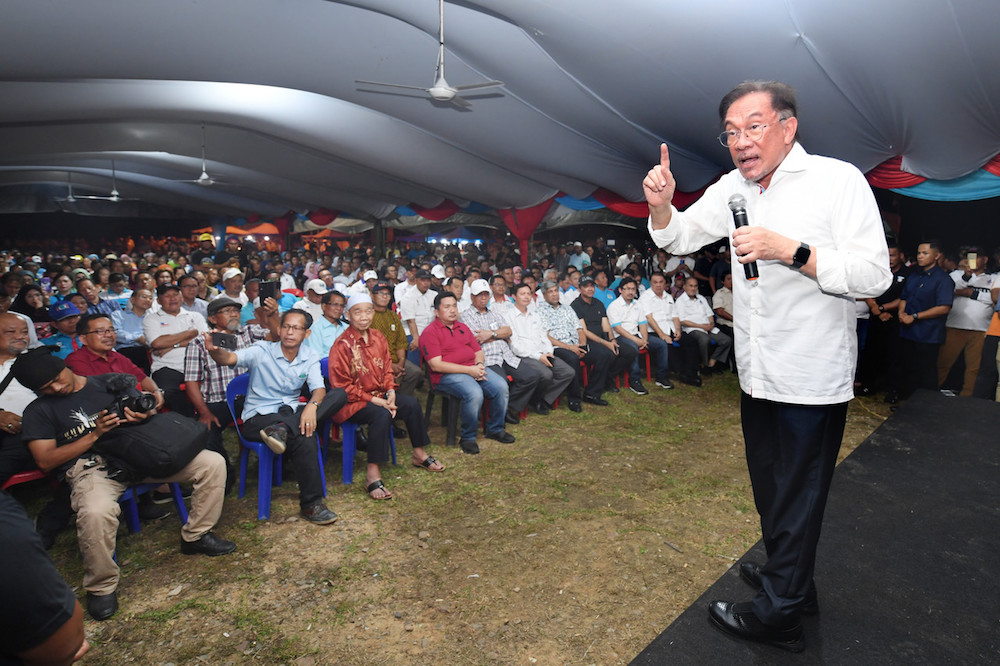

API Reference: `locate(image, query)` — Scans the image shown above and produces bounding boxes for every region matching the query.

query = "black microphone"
[728,194,758,281]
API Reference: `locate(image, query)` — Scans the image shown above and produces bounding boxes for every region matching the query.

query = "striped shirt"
[183,325,268,404]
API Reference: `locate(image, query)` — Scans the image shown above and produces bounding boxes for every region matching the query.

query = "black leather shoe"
[883,390,899,405]
[86,591,118,621]
[605,384,620,394]
[138,498,172,522]
[181,531,237,556]
[567,399,582,413]
[459,438,480,455]
[486,429,516,444]
[533,402,551,415]
[678,374,702,387]
[739,561,819,615]
[300,503,338,525]
[505,409,520,425]
[392,425,408,439]
[708,600,804,652]
[582,394,609,406]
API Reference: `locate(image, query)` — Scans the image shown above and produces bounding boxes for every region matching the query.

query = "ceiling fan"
[63,161,136,202]
[356,0,503,108]
[179,123,225,186]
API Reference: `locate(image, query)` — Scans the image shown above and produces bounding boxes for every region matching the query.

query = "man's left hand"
[732,226,796,265]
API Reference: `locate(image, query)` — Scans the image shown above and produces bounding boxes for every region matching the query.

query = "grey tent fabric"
[0,0,997,221]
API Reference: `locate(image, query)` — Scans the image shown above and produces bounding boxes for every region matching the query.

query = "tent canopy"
[0,1,997,223]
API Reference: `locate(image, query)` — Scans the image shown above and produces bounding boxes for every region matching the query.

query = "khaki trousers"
[936,327,986,397]
[66,449,226,595]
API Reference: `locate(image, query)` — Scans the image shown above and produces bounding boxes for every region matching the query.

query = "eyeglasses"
[85,328,115,336]
[717,116,789,147]
[325,302,345,309]
[280,324,307,332]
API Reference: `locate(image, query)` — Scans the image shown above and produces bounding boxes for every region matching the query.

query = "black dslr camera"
[103,373,157,419]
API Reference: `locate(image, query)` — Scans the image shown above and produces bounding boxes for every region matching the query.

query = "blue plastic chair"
[119,482,189,533]
[320,357,396,484]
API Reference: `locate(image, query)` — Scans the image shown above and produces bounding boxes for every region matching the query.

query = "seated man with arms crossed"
[204,309,344,525]
[17,350,234,622]
[422,291,514,455]
[329,294,444,500]
[144,283,209,415]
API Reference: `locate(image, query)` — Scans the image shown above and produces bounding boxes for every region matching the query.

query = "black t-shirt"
[874,265,912,306]
[21,375,123,478]
[571,297,609,339]
[214,250,248,270]
[189,249,215,266]
[0,491,76,665]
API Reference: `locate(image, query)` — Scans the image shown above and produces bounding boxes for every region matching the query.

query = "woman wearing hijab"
[9,284,53,340]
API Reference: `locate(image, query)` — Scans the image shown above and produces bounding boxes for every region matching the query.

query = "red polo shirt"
[65,346,147,383]
[419,318,481,387]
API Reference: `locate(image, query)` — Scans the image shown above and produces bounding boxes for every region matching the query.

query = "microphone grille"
[727,194,746,212]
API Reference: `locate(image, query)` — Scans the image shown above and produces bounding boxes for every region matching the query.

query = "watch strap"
[792,242,811,270]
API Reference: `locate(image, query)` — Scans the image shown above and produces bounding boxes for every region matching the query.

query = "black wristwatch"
[791,242,811,270]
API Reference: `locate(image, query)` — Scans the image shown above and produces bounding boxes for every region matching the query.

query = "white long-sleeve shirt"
[648,143,890,404]
[506,306,553,359]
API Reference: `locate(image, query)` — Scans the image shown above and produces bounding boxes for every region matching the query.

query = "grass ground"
[13,372,890,665]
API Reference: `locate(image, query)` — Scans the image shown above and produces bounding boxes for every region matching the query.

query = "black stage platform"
[632,390,1000,664]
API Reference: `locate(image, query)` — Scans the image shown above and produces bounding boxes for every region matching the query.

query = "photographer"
[16,350,235,622]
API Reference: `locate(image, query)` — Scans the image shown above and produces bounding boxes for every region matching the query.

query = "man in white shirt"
[143,283,209,416]
[936,250,995,395]
[644,80,890,649]
[394,265,417,305]
[399,269,437,365]
[216,268,248,306]
[488,275,513,314]
[293,279,327,324]
[606,278,669,393]
[507,283,574,413]
[639,271,692,386]
[675,277,732,374]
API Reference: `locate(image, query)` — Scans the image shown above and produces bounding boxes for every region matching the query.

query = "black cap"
[155,283,181,296]
[207,297,243,317]
[579,276,596,286]
[415,269,432,279]
[371,281,392,293]
[12,347,66,392]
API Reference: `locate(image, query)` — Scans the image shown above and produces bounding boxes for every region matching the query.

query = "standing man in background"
[644,80,890,652]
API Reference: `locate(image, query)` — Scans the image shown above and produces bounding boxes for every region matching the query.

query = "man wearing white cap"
[329,294,444,499]
[430,264,447,291]
[293,278,328,324]
[568,242,591,271]
[215,268,248,307]
[349,270,379,296]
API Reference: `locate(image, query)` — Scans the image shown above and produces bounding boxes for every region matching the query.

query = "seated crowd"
[2,230,994,638]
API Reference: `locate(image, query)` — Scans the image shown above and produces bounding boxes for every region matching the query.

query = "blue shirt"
[305,316,348,356]
[234,341,324,419]
[111,308,145,349]
[594,287,616,307]
[239,293,298,325]
[899,265,954,344]
[44,332,80,359]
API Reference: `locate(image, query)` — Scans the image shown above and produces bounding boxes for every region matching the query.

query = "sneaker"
[33,516,56,550]
[138,498,172,522]
[655,376,675,389]
[181,531,237,556]
[629,379,648,395]
[152,486,193,504]
[260,423,289,454]
[301,502,338,525]
[485,429,516,444]
[459,439,480,455]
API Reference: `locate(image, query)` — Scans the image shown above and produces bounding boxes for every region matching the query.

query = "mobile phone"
[968,253,978,270]
[211,332,238,350]
[258,280,280,303]
[40,276,51,293]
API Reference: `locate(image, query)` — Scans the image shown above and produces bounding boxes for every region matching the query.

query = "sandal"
[412,455,445,472]
[365,479,393,500]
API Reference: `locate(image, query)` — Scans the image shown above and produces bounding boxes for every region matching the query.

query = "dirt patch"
[32,375,890,665]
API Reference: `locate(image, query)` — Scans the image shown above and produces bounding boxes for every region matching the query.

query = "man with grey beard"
[183,297,279,491]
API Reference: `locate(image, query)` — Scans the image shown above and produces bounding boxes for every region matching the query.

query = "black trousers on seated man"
[343,394,429,464]
[152,367,195,417]
[242,388,347,510]
[553,346,612,399]
[741,393,847,627]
